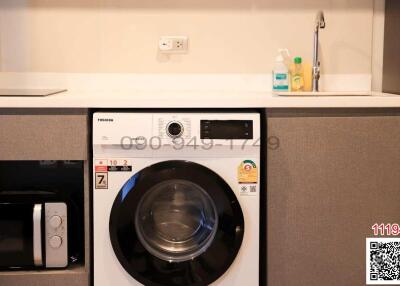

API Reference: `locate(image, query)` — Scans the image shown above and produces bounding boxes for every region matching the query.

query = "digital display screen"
[0,221,24,252]
[200,120,253,139]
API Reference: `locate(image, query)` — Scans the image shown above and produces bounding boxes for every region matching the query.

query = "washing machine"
[92,111,260,286]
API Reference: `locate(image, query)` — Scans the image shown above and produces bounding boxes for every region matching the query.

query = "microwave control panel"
[45,203,68,268]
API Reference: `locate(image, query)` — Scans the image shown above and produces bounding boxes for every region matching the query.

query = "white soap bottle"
[272,49,290,92]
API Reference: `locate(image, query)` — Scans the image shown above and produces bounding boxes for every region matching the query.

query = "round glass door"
[109,160,244,286]
[135,179,218,263]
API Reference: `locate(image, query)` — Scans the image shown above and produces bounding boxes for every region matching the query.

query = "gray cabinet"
[0,109,90,286]
[0,109,88,160]
[266,109,400,286]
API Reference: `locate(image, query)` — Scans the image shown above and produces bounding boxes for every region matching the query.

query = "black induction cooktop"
[0,89,67,97]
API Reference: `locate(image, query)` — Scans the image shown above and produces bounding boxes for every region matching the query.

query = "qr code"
[367,238,400,284]
[238,184,257,196]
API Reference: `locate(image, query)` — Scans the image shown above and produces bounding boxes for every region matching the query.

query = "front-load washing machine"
[92,112,260,286]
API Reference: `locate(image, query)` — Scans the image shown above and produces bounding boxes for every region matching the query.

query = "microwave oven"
[0,193,68,269]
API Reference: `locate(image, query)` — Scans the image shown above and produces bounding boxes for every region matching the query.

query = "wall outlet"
[159,36,188,53]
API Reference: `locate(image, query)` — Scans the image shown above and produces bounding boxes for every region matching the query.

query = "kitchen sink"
[275,91,373,97]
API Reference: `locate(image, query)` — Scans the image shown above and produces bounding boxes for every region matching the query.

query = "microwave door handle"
[33,204,43,267]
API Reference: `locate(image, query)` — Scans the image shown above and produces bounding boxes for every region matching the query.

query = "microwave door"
[0,203,43,269]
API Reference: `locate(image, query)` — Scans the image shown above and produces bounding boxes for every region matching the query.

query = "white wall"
[0,0,373,74]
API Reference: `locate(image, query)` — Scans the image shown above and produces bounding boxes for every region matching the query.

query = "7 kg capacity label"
[95,172,108,189]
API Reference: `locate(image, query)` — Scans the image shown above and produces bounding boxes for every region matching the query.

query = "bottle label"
[292,75,304,91]
[273,85,289,90]
[273,73,289,91]
[275,74,287,80]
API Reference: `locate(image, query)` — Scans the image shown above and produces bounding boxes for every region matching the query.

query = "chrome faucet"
[312,11,326,92]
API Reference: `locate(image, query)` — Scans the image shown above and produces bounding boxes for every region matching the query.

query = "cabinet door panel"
[0,109,88,160]
[267,110,400,286]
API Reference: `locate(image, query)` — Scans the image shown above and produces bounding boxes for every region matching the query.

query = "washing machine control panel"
[93,112,260,149]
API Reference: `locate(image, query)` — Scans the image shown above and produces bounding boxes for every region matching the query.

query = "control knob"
[166,121,184,138]
[49,215,62,228]
[49,235,63,249]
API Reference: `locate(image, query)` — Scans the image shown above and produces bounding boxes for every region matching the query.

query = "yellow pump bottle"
[291,57,305,92]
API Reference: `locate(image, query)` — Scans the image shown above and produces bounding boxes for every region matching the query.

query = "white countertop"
[0,89,399,108]
[0,73,399,108]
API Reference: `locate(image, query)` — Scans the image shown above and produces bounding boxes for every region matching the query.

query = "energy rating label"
[237,160,258,184]
[237,160,258,196]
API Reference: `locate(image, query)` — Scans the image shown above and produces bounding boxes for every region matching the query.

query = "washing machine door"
[109,160,244,286]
